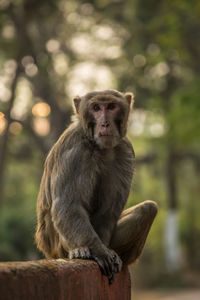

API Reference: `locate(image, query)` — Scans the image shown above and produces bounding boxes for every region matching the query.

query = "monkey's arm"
[51,185,121,279]
[51,197,105,253]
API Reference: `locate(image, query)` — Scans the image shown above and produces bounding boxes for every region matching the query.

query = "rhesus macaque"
[35,89,158,283]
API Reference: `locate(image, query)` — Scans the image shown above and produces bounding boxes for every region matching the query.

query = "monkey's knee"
[112,201,158,265]
[121,200,158,227]
[141,200,158,220]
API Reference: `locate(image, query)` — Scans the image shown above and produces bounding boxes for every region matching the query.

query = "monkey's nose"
[102,121,110,128]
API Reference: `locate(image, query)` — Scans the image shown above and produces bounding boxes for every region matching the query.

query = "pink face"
[89,101,121,149]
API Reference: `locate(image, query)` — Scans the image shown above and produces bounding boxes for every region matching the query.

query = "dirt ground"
[132,289,200,300]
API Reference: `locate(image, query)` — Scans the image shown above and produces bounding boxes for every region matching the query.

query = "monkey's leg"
[110,200,158,265]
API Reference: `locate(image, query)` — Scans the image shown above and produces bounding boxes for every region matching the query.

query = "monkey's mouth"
[99,133,114,137]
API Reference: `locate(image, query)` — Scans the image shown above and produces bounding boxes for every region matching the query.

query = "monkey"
[35,89,158,283]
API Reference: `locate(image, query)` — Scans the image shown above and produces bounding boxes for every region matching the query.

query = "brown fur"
[35,89,157,283]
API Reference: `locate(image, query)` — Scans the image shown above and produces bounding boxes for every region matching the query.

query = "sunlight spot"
[149,62,170,78]
[93,25,114,40]
[66,62,116,98]
[9,122,22,135]
[149,122,165,137]
[155,62,169,77]
[105,46,122,59]
[33,118,50,136]
[130,110,146,136]
[70,31,122,60]
[70,34,91,55]
[130,109,166,137]
[0,0,10,9]
[32,102,51,117]
[10,78,33,120]
[67,12,80,25]
[0,113,7,135]
[53,53,68,76]
[147,43,160,56]
[46,39,60,53]
[0,82,11,102]
[2,24,15,39]
[133,54,146,68]
[4,59,17,75]
[25,63,38,77]
[80,3,94,15]
[21,56,34,67]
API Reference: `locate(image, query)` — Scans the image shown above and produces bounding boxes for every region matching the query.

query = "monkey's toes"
[112,252,122,273]
[69,247,91,259]
[93,256,113,279]
[108,273,115,285]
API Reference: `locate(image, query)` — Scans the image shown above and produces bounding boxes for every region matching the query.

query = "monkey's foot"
[112,252,122,273]
[69,247,91,259]
[107,252,122,284]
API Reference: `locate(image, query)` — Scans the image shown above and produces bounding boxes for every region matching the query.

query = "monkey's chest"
[90,178,106,213]
[89,171,126,215]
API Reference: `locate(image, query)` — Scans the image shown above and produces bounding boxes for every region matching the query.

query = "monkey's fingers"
[69,247,91,259]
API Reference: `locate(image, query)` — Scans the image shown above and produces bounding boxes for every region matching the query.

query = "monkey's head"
[73,90,134,149]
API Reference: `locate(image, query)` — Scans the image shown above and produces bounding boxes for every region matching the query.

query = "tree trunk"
[0,63,20,203]
[164,150,181,272]
[164,209,181,271]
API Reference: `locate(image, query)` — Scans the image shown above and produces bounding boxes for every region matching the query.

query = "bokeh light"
[32,102,51,118]
[32,118,50,136]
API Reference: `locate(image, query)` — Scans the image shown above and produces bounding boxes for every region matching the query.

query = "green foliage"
[0,153,41,260]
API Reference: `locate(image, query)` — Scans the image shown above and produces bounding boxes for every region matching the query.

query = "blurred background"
[0,0,200,299]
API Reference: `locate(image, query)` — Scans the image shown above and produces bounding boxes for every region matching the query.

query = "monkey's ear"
[73,96,81,114]
[124,92,134,110]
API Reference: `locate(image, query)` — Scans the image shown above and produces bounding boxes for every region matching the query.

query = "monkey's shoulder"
[45,123,82,160]
[44,127,97,175]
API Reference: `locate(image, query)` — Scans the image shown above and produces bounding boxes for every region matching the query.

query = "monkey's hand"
[92,248,122,284]
[69,247,91,259]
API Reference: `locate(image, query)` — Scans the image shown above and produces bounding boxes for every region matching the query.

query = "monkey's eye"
[107,103,116,110]
[93,104,100,112]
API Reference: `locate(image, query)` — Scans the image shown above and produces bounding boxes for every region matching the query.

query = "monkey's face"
[89,100,121,149]
[73,90,134,149]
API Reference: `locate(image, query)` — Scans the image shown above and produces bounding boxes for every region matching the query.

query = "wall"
[0,259,131,300]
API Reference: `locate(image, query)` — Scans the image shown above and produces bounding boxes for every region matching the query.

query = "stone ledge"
[0,259,131,300]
